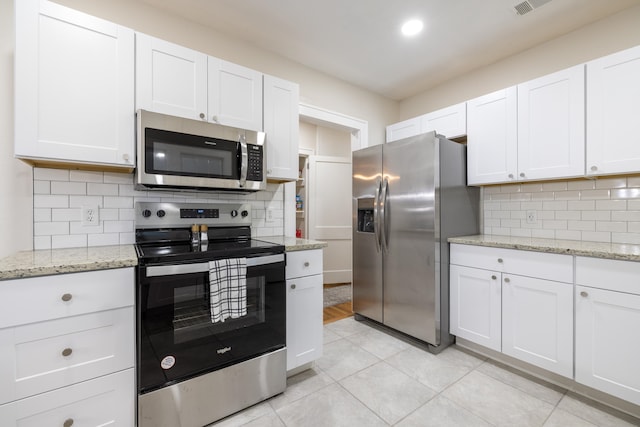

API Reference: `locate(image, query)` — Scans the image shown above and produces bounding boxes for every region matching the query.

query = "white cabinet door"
[586,45,640,177]
[14,0,134,168]
[0,369,134,427]
[421,103,466,139]
[135,33,207,121]
[502,275,573,378]
[263,75,300,181]
[208,58,263,131]
[466,87,518,185]
[386,117,422,143]
[449,264,501,352]
[517,65,585,181]
[286,274,323,371]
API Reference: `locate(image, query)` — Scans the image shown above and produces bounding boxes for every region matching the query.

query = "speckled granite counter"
[448,234,640,262]
[0,245,138,281]
[258,236,327,252]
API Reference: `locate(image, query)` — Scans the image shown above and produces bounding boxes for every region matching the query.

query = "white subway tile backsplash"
[542,182,568,192]
[543,220,568,230]
[52,234,87,249]
[69,170,103,182]
[580,189,610,200]
[532,229,555,239]
[555,230,581,241]
[595,199,626,211]
[501,219,521,228]
[581,211,610,221]
[627,177,640,188]
[521,183,543,192]
[34,195,68,208]
[612,211,640,221]
[568,200,595,211]
[581,231,611,243]
[568,220,595,231]
[611,188,640,199]
[531,192,555,201]
[87,183,118,196]
[596,221,627,233]
[628,222,640,233]
[542,201,567,211]
[595,177,627,189]
[511,228,532,237]
[554,191,580,201]
[568,180,595,190]
[34,168,69,181]
[612,233,640,244]
[35,222,69,236]
[33,180,51,194]
[32,167,285,249]
[556,211,581,221]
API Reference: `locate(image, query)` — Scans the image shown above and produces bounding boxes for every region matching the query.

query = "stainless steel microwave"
[135,110,266,192]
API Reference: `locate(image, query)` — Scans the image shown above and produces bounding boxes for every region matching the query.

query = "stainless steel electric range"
[134,201,286,427]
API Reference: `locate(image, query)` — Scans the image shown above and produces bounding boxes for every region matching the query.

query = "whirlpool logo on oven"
[217,346,232,355]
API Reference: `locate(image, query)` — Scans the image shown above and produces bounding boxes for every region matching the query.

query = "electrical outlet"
[81,206,100,226]
[526,210,537,224]
[266,208,274,221]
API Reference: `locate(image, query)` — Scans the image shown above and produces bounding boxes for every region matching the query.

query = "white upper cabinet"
[517,65,585,181]
[467,87,518,185]
[135,33,207,121]
[208,57,263,131]
[14,0,135,169]
[263,74,300,181]
[136,34,263,131]
[586,45,640,177]
[386,117,421,143]
[420,103,467,139]
[386,103,466,143]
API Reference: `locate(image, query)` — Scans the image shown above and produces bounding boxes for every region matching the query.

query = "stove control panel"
[135,202,252,229]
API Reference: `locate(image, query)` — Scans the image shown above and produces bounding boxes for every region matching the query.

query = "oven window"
[144,274,266,345]
[145,128,239,179]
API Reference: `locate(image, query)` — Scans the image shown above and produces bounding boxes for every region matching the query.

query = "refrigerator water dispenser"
[357,198,375,233]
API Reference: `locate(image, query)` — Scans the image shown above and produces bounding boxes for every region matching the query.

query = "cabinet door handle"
[580,291,589,298]
[497,258,503,263]
[304,262,310,267]
[122,153,130,162]
[63,419,74,427]
[61,293,72,302]
[211,115,218,122]
[519,172,525,178]
[291,284,296,290]
[199,112,205,119]
[504,277,510,283]
[590,166,598,172]
[508,173,514,179]
[62,348,73,357]
[491,275,497,280]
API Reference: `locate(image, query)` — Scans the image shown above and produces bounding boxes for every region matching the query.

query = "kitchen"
[1,0,640,426]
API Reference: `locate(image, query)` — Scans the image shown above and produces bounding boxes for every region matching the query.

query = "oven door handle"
[144,253,285,277]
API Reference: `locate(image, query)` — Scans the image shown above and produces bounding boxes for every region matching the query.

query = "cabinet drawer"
[286,250,323,279]
[576,256,640,295]
[450,244,573,283]
[0,306,134,404]
[0,268,134,328]
[0,368,134,426]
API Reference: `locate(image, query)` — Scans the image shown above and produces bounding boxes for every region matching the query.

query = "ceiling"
[138,0,639,101]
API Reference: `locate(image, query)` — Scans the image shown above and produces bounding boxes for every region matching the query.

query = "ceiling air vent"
[514,0,553,15]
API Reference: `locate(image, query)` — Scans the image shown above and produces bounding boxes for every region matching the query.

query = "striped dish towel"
[209,258,247,323]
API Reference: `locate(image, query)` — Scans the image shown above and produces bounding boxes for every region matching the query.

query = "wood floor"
[323,301,353,324]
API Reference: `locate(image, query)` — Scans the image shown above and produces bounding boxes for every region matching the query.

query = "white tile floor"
[211,318,640,427]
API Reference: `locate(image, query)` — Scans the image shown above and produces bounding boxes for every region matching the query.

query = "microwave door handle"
[239,135,248,188]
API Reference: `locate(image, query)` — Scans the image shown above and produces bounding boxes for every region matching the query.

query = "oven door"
[137,253,285,394]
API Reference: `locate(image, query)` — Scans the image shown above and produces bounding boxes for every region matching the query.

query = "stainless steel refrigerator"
[352,131,479,352]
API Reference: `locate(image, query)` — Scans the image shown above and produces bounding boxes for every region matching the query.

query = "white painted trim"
[299,103,368,151]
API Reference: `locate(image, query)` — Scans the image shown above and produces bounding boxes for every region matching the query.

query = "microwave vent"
[513,0,553,15]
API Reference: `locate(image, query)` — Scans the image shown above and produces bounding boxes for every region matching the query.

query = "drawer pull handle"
[491,275,497,280]
[63,419,74,427]
[304,262,310,267]
[580,291,589,298]
[61,293,72,302]
[62,348,73,357]
[504,277,510,283]
[291,284,296,290]
[497,258,503,263]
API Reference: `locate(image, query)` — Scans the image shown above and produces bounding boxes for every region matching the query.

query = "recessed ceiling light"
[401,19,423,37]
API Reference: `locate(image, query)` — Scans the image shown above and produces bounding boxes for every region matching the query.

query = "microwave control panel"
[247,144,263,181]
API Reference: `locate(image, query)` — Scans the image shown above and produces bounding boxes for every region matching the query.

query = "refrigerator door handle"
[380,177,389,253]
[374,179,382,252]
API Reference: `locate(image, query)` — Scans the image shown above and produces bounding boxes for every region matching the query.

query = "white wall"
[399,4,640,119]
[0,0,32,259]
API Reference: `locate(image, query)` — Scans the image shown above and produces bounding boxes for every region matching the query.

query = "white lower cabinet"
[450,244,574,378]
[0,369,134,426]
[286,249,323,372]
[502,274,573,378]
[575,257,640,405]
[0,268,135,426]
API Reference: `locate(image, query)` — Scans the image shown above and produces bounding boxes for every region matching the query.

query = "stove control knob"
[142,209,152,218]
[156,210,166,218]
[241,210,249,218]
[230,210,238,218]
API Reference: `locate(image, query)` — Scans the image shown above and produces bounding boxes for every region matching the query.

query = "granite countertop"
[449,234,640,262]
[258,236,328,252]
[0,245,138,281]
